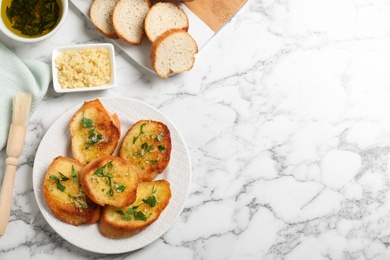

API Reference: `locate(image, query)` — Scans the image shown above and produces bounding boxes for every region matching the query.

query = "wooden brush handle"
[0,124,26,235]
[0,162,18,235]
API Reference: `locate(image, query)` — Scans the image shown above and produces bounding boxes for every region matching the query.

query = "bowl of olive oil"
[0,0,68,43]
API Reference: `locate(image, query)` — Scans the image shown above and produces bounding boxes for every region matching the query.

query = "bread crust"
[70,99,120,165]
[144,2,189,42]
[98,180,171,239]
[150,28,198,78]
[43,156,101,226]
[119,120,172,182]
[90,0,119,39]
[112,0,152,45]
[80,155,141,207]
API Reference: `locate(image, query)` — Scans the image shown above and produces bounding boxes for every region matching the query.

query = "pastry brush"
[0,92,32,235]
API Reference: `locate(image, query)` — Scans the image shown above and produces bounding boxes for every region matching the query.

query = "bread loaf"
[43,156,101,226]
[90,0,119,39]
[144,2,189,43]
[99,180,171,238]
[112,0,152,45]
[119,120,172,182]
[150,28,198,78]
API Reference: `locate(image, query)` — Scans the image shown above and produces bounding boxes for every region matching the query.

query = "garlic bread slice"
[99,180,171,238]
[43,156,101,226]
[70,99,120,165]
[119,120,172,182]
[80,155,140,207]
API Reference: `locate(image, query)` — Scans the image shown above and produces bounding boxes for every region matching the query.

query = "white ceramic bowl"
[52,43,116,93]
[0,0,68,43]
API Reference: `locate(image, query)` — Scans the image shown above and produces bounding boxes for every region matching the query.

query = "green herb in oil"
[6,0,60,37]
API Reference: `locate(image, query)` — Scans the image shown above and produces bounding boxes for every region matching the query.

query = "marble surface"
[2,0,390,259]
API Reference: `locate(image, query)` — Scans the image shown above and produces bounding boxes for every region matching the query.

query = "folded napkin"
[0,41,51,151]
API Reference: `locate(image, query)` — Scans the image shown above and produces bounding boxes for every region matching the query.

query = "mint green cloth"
[0,42,51,151]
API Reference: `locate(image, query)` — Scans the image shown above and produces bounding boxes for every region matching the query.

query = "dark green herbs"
[6,0,60,37]
[94,161,126,197]
[116,186,157,221]
[49,171,68,192]
[81,111,103,149]
[133,123,146,144]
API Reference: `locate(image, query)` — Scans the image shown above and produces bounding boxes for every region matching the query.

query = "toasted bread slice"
[90,0,119,39]
[70,99,120,165]
[43,156,101,226]
[150,28,198,78]
[80,155,141,207]
[99,180,171,238]
[112,0,152,45]
[119,120,172,182]
[144,2,189,42]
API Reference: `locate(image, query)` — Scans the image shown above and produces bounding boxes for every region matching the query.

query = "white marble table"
[2,0,390,259]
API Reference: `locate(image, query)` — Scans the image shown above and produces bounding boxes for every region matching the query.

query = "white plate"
[70,0,214,74]
[52,43,116,93]
[32,97,191,254]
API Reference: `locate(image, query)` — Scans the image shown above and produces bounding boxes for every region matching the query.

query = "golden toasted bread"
[80,155,141,207]
[43,156,101,226]
[119,120,172,182]
[99,180,171,238]
[70,99,120,165]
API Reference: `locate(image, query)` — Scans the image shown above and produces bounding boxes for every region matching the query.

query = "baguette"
[112,0,152,45]
[144,2,189,43]
[80,155,141,207]
[70,99,121,165]
[99,180,171,238]
[90,0,119,39]
[43,156,101,226]
[150,28,198,78]
[119,120,172,182]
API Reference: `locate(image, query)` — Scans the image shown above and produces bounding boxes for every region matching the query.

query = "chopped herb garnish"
[81,112,103,149]
[94,161,125,197]
[68,194,88,209]
[49,175,66,192]
[81,111,94,128]
[85,127,103,149]
[134,211,147,221]
[107,188,114,196]
[147,160,158,165]
[142,195,157,207]
[71,165,78,183]
[158,145,166,151]
[133,123,147,144]
[116,186,157,221]
[133,151,143,157]
[156,132,164,142]
[115,184,126,193]
[58,171,69,181]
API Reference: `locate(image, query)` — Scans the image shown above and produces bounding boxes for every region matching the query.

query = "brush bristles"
[12,93,32,124]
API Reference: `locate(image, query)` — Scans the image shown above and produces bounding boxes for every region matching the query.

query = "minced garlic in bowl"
[52,43,116,93]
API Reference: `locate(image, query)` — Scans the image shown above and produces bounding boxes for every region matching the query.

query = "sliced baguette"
[70,99,121,165]
[80,155,141,207]
[119,120,172,182]
[150,28,198,78]
[90,0,119,39]
[43,156,101,226]
[145,2,189,43]
[99,180,171,238]
[112,0,152,45]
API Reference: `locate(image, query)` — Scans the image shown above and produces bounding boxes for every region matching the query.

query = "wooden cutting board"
[184,0,248,32]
